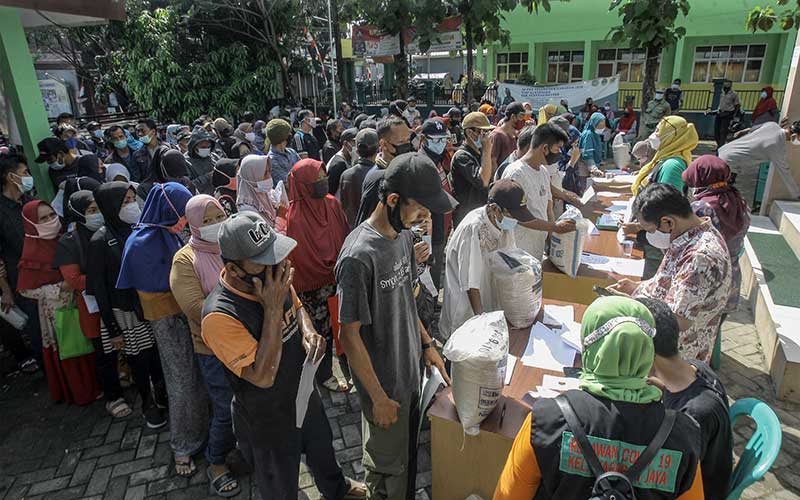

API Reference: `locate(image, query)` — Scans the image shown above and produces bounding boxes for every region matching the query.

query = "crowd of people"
[0,89,797,499]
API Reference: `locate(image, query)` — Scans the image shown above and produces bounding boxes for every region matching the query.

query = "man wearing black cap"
[340,128,379,227]
[439,179,535,338]
[446,107,464,146]
[35,137,71,191]
[201,212,365,500]
[419,119,453,290]
[490,102,528,172]
[326,127,357,197]
[336,152,455,500]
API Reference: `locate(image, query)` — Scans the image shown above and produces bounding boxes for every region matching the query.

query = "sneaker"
[144,404,167,429]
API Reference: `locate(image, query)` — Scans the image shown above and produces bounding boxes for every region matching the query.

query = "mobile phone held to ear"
[592,285,614,297]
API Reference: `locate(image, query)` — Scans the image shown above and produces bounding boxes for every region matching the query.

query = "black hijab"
[61,176,101,223]
[212,158,238,189]
[75,154,104,182]
[54,190,96,270]
[95,181,135,242]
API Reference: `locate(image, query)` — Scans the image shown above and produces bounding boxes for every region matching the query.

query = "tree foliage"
[746,0,800,31]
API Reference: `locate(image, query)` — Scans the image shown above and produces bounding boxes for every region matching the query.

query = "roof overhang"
[0,0,125,28]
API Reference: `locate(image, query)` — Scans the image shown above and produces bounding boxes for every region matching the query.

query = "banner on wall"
[352,17,463,58]
[497,77,620,110]
[38,79,72,118]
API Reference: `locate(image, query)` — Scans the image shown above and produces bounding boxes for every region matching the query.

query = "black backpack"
[556,395,677,500]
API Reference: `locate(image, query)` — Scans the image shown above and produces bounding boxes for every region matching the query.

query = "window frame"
[691,43,766,83]
[495,51,529,82]
[596,48,655,83]
[546,50,584,83]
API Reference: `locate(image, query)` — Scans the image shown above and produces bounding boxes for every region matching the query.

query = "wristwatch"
[421,342,433,350]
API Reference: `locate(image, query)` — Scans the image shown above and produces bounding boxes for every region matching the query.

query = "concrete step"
[741,215,800,402]
[768,200,800,261]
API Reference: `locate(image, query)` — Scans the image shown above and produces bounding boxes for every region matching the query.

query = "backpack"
[556,395,677,500]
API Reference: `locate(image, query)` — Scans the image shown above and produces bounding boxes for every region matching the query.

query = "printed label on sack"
[478,386,501,418]
[558,431,682,493]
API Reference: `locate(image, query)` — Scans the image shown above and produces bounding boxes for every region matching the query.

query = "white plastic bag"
[443,311,509,435]
[488,248,543,329]
[612,133,631,169]
[549,206,589,278]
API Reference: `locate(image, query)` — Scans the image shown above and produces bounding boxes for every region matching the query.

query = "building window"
[496,52,528,82]
[691,44,765,83]
[547,50,584,83]
[597,48,659,82]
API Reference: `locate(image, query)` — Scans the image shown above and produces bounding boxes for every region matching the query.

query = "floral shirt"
[634,219,732,362]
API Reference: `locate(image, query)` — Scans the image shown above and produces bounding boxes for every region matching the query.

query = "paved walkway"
[0,299,797,500]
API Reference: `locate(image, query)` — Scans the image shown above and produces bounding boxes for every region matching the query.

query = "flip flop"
[342,477,367,499]
[321,376,350,393]
[207,467,240,498]
[106,397,132,418]
[174,456,197,477]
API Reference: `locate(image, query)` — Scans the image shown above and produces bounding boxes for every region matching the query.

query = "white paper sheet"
[557,320,583,351]
[541,374,581,392]
[82,291,100,314]
[543,304,574,326]
[521,323,578,371]
[596,191,623,198]
[580,186,596,205]
[527,388,561,399]
[418,366,446,439]
[586,219,600,236]
[610,258,645,277]
[596,214,619,228]
[616,227,626,244]
[604,169,625,175]
[295,350,323,427]
[623,200,634,223]
[606,200,631,213]
[581,252,610,265]
[419,268,438,297]
[609,174,638,184]
[504,354,517,385]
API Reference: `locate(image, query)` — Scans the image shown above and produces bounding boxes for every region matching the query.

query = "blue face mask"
[426,138,446,155]
[48,160,65,171]
[474,136,482,149]
[498,213,518,231]
[761,91,768,99]
[93,130,104,139]
[64,138,78,149]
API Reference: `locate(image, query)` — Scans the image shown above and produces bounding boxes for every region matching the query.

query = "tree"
[746,0,800,31]
[608,0,690,118]
[329,0,351,104]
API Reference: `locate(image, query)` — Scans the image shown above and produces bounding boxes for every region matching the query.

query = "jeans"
[197,353,236,465]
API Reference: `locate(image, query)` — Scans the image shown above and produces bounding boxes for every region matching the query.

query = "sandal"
[321,376,349,393]
[19,358,39,374]
[207,467,240,498]
[106,397,132,418]
[343,477,367,499]
[175,456,197,477]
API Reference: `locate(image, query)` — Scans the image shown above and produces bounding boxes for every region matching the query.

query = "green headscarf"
[579,296,662,404]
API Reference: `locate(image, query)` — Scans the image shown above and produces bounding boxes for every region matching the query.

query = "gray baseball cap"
[219,212,297,265]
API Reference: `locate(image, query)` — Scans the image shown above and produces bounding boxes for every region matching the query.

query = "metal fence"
[618,88,783,112]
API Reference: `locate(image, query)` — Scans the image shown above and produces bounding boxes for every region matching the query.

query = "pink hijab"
[185,195,225,295]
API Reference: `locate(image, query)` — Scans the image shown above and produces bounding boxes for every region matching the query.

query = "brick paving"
[1,298,798,500]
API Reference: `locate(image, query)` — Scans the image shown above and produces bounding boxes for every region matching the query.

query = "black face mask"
[392,142,414,156]
[242,267,267,286]
[310,178,329,198]
[387,197,407,233]
[545,151,561,165]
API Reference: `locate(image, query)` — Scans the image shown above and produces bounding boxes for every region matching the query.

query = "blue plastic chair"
[726,398,782,499]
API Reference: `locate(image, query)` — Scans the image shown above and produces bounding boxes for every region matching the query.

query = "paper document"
[596,191,622,198]
[82,291,100,314]
[295,350,323,427]
[596,214,619,229]
[541,374,581,392]
[543,304,574,326]
[521,323,578,371]
[581,253,610,265]
[616,227,626,244]
[557,320,583,351]
[609,174,638,184]
[623,200,634,223]
[580,186,596,205]
[504,354,517,385]
[610,258,645,277]
[606,200,631,213]
[526,388,561,401]
[586,219,600,236]
[419,268,438,297]
[418,366,446,440]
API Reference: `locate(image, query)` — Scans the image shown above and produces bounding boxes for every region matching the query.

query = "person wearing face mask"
[439,179,534,339]
[87,181,167,429]
[632,116,699,196]
[323,119,345,165]
[445,107,464,146]
[491,103,528,174]
[56,190,130,416]
[547,116,585,216]
[286,159,351,393]
[0,154,41,375]
[184,127,219,195]
[340,129,379,227]
[638,88,672,140]
[665,78,683,113]
[117,182,211,478]
[213,118,237,158]
[237,154,279,228]
[17,199,103,406]
[104,125,139,180]
[336,153,455,500]
[575,112,608,195]
[705,79,740,148]
[614,104,639,144]
[170,195,240,497]
[266,118,301,185]
[502,123,577,263]
[326,127,357,197]
[450,112,495,228]
[212,158,240,216]
[252,120,267,152]
[234,122,262,154]
[751,86,778,126]
[293,109,322,161]
[86,121,108,159]
[609,183,731,363]
[35,137,71,192]
[354,117,414,226]
[56,123,93,156]
[402,96,421,126]
[133,118,166,181]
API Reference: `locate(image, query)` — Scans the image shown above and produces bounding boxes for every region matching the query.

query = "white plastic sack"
[612,133,631,169]
[549,206,589,278]
[488,248,543,329]
[443,311,509,436]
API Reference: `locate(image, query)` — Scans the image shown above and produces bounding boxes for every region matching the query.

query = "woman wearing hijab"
[252,120,267,151]
[286,159,350,392]
[60,176,101,223]
[602,100,615,121]
[632,115,698,195]
[495,296,705,499]
[537,103,558,126]
[139,148,196,198]
[86,182,166,428]
[117,182,209,478]
[751,86,779,126]
[18,200,101,405]
[74,153,105,182]
[212,158,238,216]
[105,163,135,183]
[56,190,130,416]
[237,154,278,228]
[575,112,607,194]
[683,155,751,313]
[615,104,638,143]
[170,195,239,497]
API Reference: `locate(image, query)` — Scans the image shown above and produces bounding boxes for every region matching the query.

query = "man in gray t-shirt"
[335,152,456,500]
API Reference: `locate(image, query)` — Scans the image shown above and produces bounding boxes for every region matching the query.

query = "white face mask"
[792,135,800,146]
[245,132,256,143]
[646,229,672,249]
[648,131,661,150]
[198,221,224,242]
[595,127,605,135]
[119,201,142,224]
[197,148,211,158]
[256,178,273,193]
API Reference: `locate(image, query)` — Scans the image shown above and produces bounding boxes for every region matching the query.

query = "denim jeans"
[197,353,236,465]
